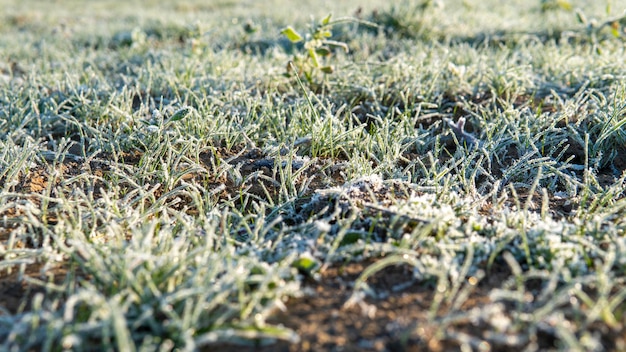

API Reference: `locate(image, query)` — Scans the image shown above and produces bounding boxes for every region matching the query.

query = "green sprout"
[281,14,365,86]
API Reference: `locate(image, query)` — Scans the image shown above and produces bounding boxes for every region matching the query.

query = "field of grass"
[2,0,626,350]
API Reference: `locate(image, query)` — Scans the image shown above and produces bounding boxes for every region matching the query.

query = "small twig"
[444,117,482,148]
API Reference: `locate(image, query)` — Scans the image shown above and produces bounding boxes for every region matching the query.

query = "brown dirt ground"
[210,258,626,352]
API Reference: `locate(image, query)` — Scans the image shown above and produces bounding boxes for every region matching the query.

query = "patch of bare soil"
[211,260,495,352]
[0,261,69,315]
[212,259,625,352]
[265,261,439,352]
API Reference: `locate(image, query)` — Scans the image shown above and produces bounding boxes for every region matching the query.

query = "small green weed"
[280,14,371,87]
